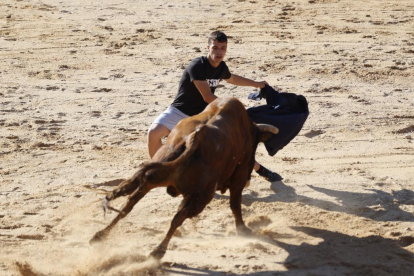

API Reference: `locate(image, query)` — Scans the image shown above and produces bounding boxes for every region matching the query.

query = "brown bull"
[90,97,278,259]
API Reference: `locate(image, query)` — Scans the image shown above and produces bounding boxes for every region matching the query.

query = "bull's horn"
[257,124,279,134]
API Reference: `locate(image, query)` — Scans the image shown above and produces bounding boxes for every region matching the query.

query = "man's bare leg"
[147,124,171,159]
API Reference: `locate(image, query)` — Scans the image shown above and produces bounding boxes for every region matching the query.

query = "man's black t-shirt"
[171,56,231,116]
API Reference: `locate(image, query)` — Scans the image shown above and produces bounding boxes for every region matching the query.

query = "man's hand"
[254,81,268,89]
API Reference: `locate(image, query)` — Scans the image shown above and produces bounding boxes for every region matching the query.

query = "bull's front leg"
[90,187,149,244]
[149,197,192,259]
[149,206,189,259]
[150,193,213,259]
[229,186,252,236]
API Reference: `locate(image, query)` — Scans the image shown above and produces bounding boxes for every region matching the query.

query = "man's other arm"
[193,80,217,103]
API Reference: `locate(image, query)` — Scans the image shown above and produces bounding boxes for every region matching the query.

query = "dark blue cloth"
[247,85,309,156]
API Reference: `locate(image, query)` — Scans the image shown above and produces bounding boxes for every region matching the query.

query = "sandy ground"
[1,0,414,275]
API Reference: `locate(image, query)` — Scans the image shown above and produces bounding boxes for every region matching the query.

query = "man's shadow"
[237,181,414,222]
[162,226,414,276]
[306,185,414,221]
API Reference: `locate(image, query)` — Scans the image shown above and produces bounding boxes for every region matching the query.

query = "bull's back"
[191,98,255,177]
[165,97,250,151]
[153,97,256,190]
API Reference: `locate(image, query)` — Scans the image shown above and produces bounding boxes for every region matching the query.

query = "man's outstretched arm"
[225,74,267,88]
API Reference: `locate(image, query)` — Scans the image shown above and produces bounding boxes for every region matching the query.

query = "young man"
[147,31,282,182]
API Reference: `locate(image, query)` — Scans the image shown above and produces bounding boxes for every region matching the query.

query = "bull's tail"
[103,125,207,210]
[82,185,111,195]
[136,124,207,186]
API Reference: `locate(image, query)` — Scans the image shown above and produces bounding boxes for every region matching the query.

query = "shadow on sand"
[237,180,414,222]
[162,226,414,276]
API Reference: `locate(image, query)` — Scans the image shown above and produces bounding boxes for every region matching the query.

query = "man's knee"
[148,124,170,158]
[148,124,170,142]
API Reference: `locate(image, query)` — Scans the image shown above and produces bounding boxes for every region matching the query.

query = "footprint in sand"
[16,234,45,240]
[399,236,414,247]
[113,112,124,119]
[31,142,55,148]
[91,111,101,118]
[394,125,414,134]
[304,129,325,138]
[91,88,112,92]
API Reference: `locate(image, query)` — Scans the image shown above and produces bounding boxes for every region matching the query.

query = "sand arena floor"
[1,0,413,275]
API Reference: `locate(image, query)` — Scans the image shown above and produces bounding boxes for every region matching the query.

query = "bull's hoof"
[149,245,167,260]
[89,231,106,245]
[237,225,253,237]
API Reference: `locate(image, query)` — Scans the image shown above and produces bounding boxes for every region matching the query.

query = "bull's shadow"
[237,181,414,222]
[162,226,414,276]
[254,226,414,275]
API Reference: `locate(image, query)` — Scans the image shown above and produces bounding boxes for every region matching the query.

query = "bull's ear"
[257,124,279,142]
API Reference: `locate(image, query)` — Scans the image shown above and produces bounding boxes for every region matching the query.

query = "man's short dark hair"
[208,31,227,45]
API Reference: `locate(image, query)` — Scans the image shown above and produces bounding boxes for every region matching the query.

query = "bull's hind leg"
[90,186,150,244]
[229,182,253,236]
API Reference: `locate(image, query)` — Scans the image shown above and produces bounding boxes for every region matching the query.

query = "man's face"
[207,40,227,64]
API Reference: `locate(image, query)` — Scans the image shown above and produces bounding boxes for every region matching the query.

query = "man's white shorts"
[151,106,189,131]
